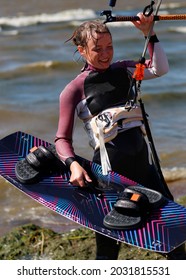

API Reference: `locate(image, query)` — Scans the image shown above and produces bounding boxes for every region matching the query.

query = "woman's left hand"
[132,12,155,36]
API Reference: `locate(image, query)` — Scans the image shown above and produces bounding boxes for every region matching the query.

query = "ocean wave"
[161,2,186,9]
[143,91,186,102]
[0,27,19,36]
[0,9,97,28]
[169,26,186,34]
[0,60,81,79]
[163,167,186,182]
[1,6,185,32]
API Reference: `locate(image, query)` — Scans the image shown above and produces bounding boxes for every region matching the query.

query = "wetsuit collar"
[81,63,109,73]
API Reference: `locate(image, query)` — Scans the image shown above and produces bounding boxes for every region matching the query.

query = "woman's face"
[78,32,113,70]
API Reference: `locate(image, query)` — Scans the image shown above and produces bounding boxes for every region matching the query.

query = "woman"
[55,13,173,259]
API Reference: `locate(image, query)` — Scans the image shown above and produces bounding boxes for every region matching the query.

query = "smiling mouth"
[100,59,109,63]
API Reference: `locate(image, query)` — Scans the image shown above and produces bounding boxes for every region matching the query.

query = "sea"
[0,0,186,237]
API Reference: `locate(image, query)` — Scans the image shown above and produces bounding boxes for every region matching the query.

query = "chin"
[99,64,110,70]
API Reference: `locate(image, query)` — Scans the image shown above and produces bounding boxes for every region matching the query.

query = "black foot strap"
[15,145,61,184]
[103,186,167,230]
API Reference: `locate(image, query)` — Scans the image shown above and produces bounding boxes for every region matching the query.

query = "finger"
[84,173,92,183]
[69,178,85,187]
[139,13,152,23]
[78,178,86,187]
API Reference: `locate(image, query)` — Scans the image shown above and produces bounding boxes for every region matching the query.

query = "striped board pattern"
[0,131,186,253]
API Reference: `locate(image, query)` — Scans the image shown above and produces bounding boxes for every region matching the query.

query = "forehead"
[86,31,112,46]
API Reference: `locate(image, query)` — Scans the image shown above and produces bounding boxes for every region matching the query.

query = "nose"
[101,48,111,57]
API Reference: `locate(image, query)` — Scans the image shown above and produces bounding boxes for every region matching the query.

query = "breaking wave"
[0,9,97,28]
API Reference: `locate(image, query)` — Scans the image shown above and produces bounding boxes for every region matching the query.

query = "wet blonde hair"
[66,20,111,49]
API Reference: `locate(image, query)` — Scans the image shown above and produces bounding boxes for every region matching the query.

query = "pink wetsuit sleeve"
[144,41,169,78]
[55,76,85,163]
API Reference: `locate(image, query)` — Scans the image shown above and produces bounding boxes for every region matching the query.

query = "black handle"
[109,0,117,7]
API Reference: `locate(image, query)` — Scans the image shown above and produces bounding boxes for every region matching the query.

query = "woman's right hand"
[132,12,155,37]
[69,161,92,187]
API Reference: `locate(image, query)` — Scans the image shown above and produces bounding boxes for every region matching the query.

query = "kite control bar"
[102,0,186,22]
[101,10,186,23]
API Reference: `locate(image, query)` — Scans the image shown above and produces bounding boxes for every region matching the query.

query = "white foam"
[170,26,186,33]
[0,9,96,27]
[163,167,186,182]
[161,3,186,9]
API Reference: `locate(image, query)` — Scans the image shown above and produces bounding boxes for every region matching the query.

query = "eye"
[107,45,113,50]
[94,47,101,52]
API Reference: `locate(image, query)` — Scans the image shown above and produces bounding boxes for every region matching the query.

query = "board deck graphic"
[0,131,186,253]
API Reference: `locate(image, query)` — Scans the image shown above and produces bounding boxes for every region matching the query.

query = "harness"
[90,105,144,148]
[84,66,145,175]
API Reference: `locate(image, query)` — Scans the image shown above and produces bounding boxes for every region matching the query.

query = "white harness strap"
[90,105,144,146]
[96,120,112,175]
[88,105,153,175]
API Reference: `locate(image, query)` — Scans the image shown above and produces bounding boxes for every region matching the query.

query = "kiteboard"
[0,131,186,253]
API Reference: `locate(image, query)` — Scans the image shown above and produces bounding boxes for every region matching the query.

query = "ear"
[78,45,86,56]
